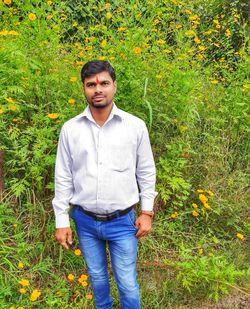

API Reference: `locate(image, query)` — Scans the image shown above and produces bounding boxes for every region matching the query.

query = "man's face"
[83,71,117,109]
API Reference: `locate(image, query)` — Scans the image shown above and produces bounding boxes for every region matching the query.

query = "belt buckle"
[96,214,109,221]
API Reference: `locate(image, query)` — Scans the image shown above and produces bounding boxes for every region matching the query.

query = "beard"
[87,97,113,109]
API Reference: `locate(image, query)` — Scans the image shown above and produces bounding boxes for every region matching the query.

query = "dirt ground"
[186,292,250,309]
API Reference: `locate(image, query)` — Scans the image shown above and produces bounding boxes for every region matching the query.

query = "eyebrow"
[85,80,111,86]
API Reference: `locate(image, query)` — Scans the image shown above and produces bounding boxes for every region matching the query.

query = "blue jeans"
[71,206,140,309]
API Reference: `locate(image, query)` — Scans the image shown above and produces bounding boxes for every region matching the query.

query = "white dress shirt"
[52,103,157,228]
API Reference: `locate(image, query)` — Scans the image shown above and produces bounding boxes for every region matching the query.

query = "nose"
[95,84,102,93]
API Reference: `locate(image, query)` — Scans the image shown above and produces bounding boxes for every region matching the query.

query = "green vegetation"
[0,0,249,308]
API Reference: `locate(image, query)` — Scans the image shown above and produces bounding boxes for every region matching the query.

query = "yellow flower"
[19,279,30,287]
[47,15,53,20]
[30,289,41,301]
[74,249,81,256]
[198,45,205,51]
[117,27,126,32]
[236,233,244,240]
[101,39,107,48]
[208,252,214,257]
[4,0,12,5]
[185,10,192,15]
[203,203,211,209]
[28,13,37,21]
[213,19,219,25]
[9,105,17,111]
[48,113,59,119]
[0,109,4,114]
[207,190,214,196]
[9,306,15,309]
[68,98,76,105]
[216,24,221,29]
[105,3,111,8]
[170,212,178,219]
[12,118,18,122]
[133,47,142,54]
[4,97,15,103]
[17,307,24,309]
[198,248,203,255]
[243,84,250,89]
[47,0,53,5]
[18,261,24,269]
[192,211,199,217]
[81,281,88,287]
[79,274,88,281]
[98,56,106,60]
[211,80,219,84]
[157,39,166,44]
[163,49,172,53]
[197,189,203,193]
[70,77,77,82]
[225,29,231,37]
[153,18,160,25]
[185,30,196,36]
[192,203,198,209]
[86,294,93,300]
[19,288,26,294]
[8,30,20,36]
[199,194,208,204]
[67,273,75,281]
[106,12,112,19]
[189,15,199,21]
[194,37,201,44]
[13,223,17,228]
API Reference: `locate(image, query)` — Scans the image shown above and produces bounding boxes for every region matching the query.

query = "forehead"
[84,71,113,83]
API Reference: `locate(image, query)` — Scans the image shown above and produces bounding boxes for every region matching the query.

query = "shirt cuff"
[55,213,70,228]
[140,197,155,211]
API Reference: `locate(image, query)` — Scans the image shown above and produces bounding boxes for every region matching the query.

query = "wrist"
[141,210,154,218]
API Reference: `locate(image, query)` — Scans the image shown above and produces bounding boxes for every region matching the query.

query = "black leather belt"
[75,205,134,221]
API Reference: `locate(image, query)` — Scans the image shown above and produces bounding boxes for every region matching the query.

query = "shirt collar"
[80,102,123,122]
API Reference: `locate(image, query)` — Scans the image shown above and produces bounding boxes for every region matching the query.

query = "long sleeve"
[52,126,74,228]
[136,123,157,211]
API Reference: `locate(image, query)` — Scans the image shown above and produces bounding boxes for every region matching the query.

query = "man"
[52,60,157,309]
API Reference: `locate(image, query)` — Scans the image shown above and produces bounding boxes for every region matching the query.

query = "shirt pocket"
[107,143,133,172]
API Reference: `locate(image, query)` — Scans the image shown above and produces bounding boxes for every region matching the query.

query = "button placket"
[97,128,103,200]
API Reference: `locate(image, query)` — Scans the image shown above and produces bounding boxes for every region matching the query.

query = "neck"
[89,102,114,126]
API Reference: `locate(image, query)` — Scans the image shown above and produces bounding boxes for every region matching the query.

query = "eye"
[101,81,110,86]
[87,83,95,88]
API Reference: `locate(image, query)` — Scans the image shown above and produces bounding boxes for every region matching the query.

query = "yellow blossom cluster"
[17,278,42,303]
[48,113,59,119]
[0,30,20,36]
[191,188,214,217]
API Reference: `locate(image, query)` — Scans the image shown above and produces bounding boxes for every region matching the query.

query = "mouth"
[93,96,105,102]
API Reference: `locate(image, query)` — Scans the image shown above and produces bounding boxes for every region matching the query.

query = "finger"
[61,242,69,250]
[136,229,145,239]
[135,220,140,228]
[67,230,73,245]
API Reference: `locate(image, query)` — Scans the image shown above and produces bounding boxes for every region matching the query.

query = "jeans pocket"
[127,210,137,229]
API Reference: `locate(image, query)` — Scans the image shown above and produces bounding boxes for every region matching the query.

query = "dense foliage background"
[0,0,249,308]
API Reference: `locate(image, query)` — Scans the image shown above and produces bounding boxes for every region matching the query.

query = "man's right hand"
[55,227,73,250]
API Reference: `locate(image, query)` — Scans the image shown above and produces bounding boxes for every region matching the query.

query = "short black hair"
[81,60,116,83]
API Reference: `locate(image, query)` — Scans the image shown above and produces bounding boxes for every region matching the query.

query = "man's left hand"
[135,214,152,239]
